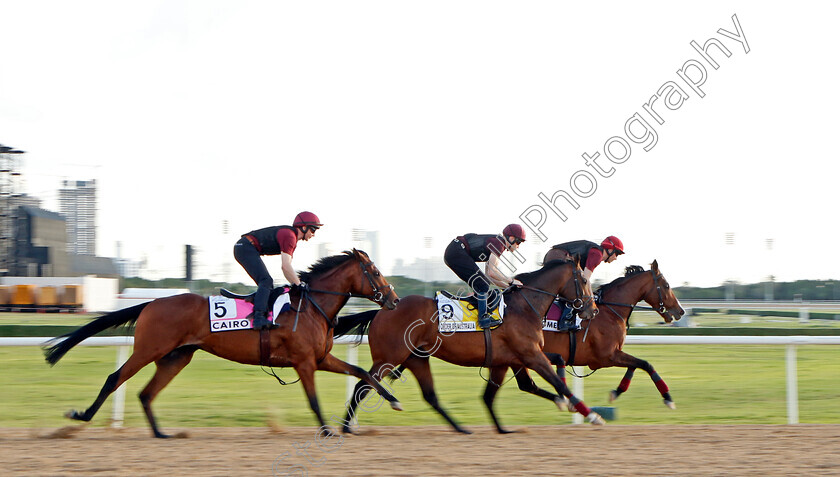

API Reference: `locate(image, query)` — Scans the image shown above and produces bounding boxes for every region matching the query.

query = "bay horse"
[339,259,605,434]
[43,249,401,438]
[481,260,685,432]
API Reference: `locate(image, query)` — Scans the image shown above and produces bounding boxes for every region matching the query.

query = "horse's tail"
[387,364,406,383]
[334,309,379,343]
[43,302,150,366]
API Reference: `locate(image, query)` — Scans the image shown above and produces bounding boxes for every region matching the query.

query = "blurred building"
[392,257,453,282]
[14,206,71,276]
[352,229,380,266]
[0,144,25,275]
[60,179,97,256]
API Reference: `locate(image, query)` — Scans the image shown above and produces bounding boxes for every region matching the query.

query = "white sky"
[1,1,837,288]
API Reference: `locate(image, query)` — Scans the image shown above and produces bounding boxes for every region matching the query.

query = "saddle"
[220,286,290,310]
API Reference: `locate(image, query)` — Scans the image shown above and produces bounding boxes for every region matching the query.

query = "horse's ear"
[651,259,659,270]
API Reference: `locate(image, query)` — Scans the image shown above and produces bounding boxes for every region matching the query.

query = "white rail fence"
[4,335,839,426]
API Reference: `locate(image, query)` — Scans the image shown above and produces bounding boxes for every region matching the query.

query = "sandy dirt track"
[3,424,840,476]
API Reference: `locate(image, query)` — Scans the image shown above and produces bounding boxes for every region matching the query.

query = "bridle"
[597,269,669,319]
[650,269,668,314]
[356,257,394,305]
[293,254,395,330]
[518,266,595,316]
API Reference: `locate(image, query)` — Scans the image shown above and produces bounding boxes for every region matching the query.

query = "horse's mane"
[298,251,355,283]
[514,259,574,284]
[596,265,646,293]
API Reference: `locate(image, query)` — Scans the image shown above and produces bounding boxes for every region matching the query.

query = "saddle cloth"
[542,301,582,332]
[435,290,505,332]
[208,292,292,332]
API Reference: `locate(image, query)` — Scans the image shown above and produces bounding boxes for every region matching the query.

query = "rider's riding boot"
[558,304,578,331]
[251,310,275,330]
[477,293,502,329]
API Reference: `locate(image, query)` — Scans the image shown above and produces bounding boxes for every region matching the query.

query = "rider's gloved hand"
[293,281,309,292]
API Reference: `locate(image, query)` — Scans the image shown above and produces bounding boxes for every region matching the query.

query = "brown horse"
[44,249,401,438]
[339,259,605,434]
[481,260,685,432]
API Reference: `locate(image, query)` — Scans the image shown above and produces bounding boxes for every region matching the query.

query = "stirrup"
[251,312,276,330]
[479,315,502,330]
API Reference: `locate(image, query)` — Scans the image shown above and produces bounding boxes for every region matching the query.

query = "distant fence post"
[799,307,810,323]
[786,345,799,424]
[111,343,130,428]
[572,367,584,424]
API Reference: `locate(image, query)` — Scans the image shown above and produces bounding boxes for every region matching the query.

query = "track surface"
[3,424,840,476]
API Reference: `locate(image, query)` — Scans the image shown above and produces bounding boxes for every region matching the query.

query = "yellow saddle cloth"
[435,291,505,332]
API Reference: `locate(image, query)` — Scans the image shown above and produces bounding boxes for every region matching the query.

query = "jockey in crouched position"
[543,235,625,331]
[233,211,323,329]
[443,224,526,329]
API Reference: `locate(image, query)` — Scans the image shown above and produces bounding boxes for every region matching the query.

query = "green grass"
[2,342,839,429]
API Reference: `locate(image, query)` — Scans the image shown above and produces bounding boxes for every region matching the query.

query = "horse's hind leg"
[340,360,399,434]
[403,355,471,434]
[609,350,674,409]
[66,350,159,423]
[138,346,198,438]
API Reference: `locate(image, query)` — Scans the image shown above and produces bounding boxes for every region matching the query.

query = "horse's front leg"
[510,365,569,412]
[609,350,675,409]
[521,350,604,425]
[482,366,517,434]
[317,353,403,411]
[295,359,330,431]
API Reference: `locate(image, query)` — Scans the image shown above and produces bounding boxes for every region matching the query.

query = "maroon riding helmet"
[503,224,527,244]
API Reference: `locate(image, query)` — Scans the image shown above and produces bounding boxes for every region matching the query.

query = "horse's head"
[644,260,684,323]
[555,260,598,321]
[352,249,400,310]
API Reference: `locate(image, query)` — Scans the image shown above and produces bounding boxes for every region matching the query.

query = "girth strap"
[259,328,271,367]
[567,330,577,367]
[483,327,493,368]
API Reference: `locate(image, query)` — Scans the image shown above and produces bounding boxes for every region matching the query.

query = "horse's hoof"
[317,426,338,438]
[154,432,172,439]
[586,412,605,425]
[341,425,355,435]
[390,400,403,411]
[455,427,473,435]
[609,390,619,403]
[664,400,676,410]
[554,397,569,412]
[498,428,519,434]
[64,410,82,421]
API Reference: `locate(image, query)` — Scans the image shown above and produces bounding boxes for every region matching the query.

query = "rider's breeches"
[444,239,491,296]
[233,237,273,314]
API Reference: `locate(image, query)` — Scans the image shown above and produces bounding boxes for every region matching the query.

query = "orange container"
[36,286,59,306]
[12,285,37,306]
[60,285,83,307]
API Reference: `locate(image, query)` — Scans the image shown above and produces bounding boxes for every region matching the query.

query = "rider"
[233,211,323,329]
[544,235,624,330]
[443,224,526,330]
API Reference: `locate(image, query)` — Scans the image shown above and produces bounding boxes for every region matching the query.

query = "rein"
[516,267,594,318]
[292,255,393,332]
[596,269,668,327]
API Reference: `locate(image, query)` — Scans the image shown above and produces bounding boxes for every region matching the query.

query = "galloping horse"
[481,260,685,432]
[340,259,605,434]
[44,249,401,437]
